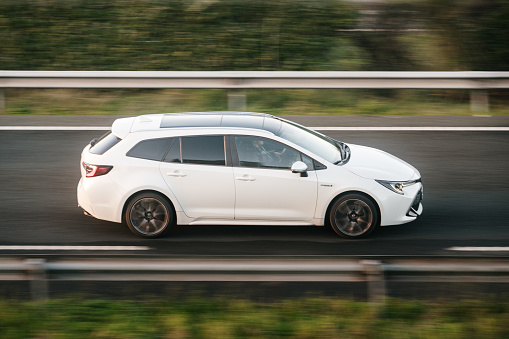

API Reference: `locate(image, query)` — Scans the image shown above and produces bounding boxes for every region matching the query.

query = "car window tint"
[301,153,315,171]
[90,131,121,155]
[163,137,181,163]
[181,136,225,166]
[127,137,174,161]
[235,136,300,170]
[314,159,327,170]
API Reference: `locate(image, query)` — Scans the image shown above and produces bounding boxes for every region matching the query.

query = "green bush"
[1,297,509,338]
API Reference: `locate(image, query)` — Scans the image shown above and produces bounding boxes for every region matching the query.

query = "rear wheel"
[125,192,174,238]
[329,194,379,239]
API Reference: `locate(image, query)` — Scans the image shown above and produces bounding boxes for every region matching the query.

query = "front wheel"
[328,194,379,239]
[125,192,174,238]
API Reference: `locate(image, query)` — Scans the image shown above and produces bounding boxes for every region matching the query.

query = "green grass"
[2,88,508,116]
[1,297,509,338]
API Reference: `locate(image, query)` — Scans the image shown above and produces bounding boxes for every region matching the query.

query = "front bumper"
[374,181,423,226]
[407,186,423,217]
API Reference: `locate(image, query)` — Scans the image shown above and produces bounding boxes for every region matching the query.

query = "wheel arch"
[325,190,381,228]
[121,189,177,225]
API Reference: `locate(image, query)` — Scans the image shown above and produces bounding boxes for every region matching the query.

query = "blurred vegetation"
[2,0,508,71]
[0,0,359,71]
[5,88,509,116]
[0,0,508,115]
[422,0,509,71]
[1,297,509,338]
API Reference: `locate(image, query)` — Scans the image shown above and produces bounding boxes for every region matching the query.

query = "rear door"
[159,135,235,219]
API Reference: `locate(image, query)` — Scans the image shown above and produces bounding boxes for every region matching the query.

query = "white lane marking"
[0,246,151,251]
[312,127,509,131]
[1,126,508,132]
[447,247,509,252]
[0,126,110,131]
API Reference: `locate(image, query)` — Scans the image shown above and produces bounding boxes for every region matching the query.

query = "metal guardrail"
[2,71,509,89]
[2,257,509,302]
[1,71,509,112]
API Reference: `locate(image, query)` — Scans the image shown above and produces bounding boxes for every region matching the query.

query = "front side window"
[181,135,226,166]
[234,136,301,170]
[301,153,315,171]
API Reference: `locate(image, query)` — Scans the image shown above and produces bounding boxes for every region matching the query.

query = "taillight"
[82,162,113,177]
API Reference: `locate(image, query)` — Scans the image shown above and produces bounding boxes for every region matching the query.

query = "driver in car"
[251,138,287,166]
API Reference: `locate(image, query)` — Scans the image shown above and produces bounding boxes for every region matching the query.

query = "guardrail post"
[228,89,246,111]
[0,89,5,113]
[470,89,489,112]
[363,260,386,306]
[25,259,48,301]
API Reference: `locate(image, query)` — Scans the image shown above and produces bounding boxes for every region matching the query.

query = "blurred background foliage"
[2,0,508,71]
[0,0,508,115]
[0,0,357,71]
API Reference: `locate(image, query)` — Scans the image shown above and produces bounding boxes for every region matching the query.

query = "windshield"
[275,119,343,164]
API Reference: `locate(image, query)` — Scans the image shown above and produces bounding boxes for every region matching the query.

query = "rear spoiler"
[111,114,164,139]
[111,117,134,139]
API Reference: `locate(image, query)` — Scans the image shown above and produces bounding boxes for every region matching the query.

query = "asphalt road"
[1,115,509,258]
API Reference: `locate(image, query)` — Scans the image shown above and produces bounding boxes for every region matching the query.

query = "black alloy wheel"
[329,193,379,239]
[125,192,174,238]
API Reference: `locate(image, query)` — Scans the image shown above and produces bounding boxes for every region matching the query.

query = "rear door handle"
[236,175,255,181]
[167,171,186,177]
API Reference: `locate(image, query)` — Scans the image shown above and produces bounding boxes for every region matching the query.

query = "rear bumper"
[77,177,122,223]
[77,178,96,218]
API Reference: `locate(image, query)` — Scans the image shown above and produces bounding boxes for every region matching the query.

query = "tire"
[125,192,174,238]
[328,193,379,239]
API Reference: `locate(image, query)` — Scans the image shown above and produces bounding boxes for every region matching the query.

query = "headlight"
[376,179,421,195]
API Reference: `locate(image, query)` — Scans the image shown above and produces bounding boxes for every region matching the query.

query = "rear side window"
[89,132,121,155]
[181,136,225,166]
[127,138,174,161]
[163,137,181,163]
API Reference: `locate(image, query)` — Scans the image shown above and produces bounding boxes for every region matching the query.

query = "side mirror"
[291,161,308,177]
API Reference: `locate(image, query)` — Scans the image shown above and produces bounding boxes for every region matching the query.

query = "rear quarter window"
[89,132,122,155]
[127,137,175,161]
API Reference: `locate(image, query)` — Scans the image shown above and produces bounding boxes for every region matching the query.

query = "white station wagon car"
[78,112,423,239]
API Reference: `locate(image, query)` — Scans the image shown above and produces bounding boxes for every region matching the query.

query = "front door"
[233,135,318,221]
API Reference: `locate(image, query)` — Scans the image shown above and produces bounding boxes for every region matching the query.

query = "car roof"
[112,112,284,139]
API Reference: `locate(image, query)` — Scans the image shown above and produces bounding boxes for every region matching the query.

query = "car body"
[77,112,423,238]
